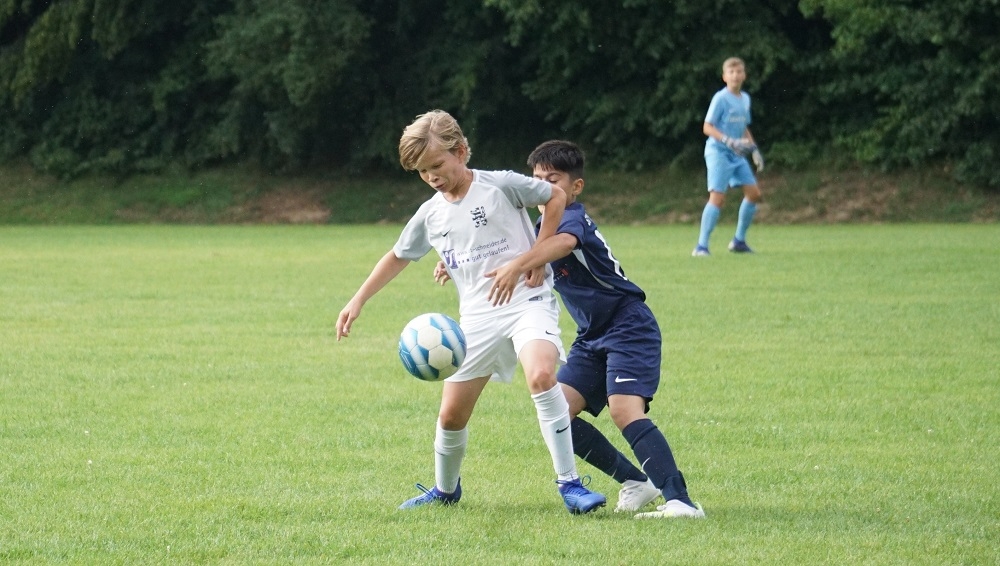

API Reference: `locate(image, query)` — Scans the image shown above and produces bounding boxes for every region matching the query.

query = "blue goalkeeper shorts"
[706,149,756,192]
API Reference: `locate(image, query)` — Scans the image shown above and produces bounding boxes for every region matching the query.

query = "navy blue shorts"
[557,300,661,417]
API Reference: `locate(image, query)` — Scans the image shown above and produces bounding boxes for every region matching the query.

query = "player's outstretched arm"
[436,260,545,289]
[336,251,410,340]
[485,233,577,306]
[534,184,566,243]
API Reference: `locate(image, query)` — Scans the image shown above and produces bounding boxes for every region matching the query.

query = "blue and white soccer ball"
[398,313,467,381]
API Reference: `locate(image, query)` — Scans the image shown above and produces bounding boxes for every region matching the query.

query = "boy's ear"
[572,177,585,195]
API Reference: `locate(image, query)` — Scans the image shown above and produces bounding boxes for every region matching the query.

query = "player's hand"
[751,148,765,172]
[433,261,451,285]
[734,139,756,156]
[336,301,362,341]
[723,135,754,156]
[524,265,546,288]
[485,262,522,306]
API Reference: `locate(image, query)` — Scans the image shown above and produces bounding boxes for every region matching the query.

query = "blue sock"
[622,419,694,506]
[735,199,757,242]
[698,203,721,248]
[572,418,647,483]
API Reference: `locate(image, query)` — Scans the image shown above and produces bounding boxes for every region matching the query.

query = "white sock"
[434,421,467,494]
[531,384,578,482]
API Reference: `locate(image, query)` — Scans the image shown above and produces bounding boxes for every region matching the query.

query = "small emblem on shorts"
[614,376,637,383]
[545,330,558,336]
[529,296,543,301]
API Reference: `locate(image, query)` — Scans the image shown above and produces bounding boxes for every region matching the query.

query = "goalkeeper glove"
[722,136,755,156]
[751,148,765,172]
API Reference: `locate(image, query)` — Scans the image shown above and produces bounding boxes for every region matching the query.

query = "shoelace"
[556,475,594,495]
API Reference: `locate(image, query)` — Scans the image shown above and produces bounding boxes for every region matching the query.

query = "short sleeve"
[557,206,588,249]
[392,203,433,261]
[474,170,552,208]
[704,91,724,126]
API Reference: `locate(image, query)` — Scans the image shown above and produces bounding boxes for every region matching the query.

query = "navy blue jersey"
[537,202,646,338]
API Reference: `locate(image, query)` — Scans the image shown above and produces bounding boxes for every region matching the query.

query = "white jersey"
[393,169,557,320]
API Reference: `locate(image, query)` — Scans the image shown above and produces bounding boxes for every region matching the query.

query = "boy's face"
[722,63,745,91]
[414,144,470,196]
[533,164,583,212]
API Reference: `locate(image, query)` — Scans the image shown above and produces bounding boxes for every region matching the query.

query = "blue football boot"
[398,479,462,509]
[728,239,753,253]
[556,477,606,514]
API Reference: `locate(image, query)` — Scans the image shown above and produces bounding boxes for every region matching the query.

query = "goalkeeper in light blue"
[693,57,765,257]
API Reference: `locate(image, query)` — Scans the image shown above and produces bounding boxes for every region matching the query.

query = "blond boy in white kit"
[336,110,606,514]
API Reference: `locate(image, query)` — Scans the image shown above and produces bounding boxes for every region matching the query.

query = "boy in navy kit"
[442,140,704,518]
[693,56,765,257]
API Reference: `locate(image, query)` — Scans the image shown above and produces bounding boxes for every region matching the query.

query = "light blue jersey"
[703,87,756,192]
[704,87,751,155]
[694,69,761,253]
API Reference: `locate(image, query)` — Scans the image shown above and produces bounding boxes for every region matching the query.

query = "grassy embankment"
[2,162,997,225]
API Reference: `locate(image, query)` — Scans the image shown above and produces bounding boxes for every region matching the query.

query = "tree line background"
[1,0,997,187]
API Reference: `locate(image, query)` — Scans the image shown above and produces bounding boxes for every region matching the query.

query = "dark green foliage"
[485,0,817,170]
[201,0,373,168]
[0,0,997,187]
[801,0,1000,187]
[0,0,232,176]
[340,0,543,169]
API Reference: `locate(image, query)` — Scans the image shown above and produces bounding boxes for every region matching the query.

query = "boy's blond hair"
[722,57,745,72]
[398,110,471,170]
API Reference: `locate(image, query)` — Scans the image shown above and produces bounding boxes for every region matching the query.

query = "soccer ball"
[398,313,467,381]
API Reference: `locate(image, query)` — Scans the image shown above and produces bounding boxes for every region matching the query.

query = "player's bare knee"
[524,370,557,393]
[560,384,588,417]
[608,396,647,431]
[437,402,474,430]
[437,411,469,431]
[609,409,642,431]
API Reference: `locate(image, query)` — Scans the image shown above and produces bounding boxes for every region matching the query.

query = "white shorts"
[447,296,567,384]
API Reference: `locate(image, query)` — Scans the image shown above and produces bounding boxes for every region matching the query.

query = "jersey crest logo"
[471,206,487,227]
[442,249,458,269]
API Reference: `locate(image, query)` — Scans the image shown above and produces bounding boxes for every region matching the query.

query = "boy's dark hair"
[527,140,585,179]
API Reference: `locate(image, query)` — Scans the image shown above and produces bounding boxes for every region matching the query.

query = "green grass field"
[1,225,998,564]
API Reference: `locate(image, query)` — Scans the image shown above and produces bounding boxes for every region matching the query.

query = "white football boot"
[634,499,705,519]
[614,479,661,513]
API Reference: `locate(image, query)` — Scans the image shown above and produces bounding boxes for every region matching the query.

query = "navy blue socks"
[571,418,647,483]
[623,418,693,505]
